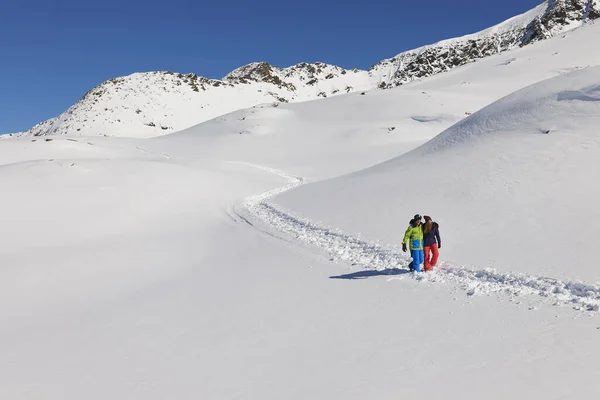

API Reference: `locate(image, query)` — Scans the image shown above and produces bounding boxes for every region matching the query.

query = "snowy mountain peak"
[223,61,360,90]
[223,62,299,91]
[21,71,236,138]
[17,65,373,138]
[224,62,279,83]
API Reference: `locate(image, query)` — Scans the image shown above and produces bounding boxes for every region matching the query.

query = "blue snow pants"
[411,249,424,272]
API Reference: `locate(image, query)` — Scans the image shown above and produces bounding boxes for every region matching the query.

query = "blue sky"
[1,0,542,133]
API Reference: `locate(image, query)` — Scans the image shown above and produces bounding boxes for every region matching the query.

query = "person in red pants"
[422,215,441,271]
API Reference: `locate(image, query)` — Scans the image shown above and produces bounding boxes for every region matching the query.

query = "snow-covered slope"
[275,65,600,282]
[11,1,599,139]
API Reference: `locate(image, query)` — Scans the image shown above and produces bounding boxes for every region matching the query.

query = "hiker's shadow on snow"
[329,268,410,280]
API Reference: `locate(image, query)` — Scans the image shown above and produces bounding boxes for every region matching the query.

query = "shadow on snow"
[329,268,411,280]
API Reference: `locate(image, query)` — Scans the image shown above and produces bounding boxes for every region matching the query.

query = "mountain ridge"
[7,0,599,138]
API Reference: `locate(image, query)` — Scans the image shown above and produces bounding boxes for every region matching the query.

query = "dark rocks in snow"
[523,0,600,45]
[225,62,297,91]
[371,0,599,88]
[388,32,525,85]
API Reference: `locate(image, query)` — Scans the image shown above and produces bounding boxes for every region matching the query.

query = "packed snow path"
[236,163,600,312]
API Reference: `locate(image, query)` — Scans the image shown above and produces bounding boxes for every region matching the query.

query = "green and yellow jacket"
[403,222,424,251]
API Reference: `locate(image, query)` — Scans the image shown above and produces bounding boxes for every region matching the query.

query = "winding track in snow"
[236,162,600,312]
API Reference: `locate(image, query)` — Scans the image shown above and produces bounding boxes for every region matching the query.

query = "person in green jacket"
[402,214,424,272]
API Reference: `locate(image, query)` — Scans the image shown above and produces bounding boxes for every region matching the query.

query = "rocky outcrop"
[371,0,599,88]
[224,62,297,90]
[223,61,360,92]
[522,0,600,44]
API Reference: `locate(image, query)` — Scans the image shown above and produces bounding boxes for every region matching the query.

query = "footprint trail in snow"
[238,163,600,312]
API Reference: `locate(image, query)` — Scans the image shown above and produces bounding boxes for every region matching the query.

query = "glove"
[438,244,441,249]
[402,243,407,252]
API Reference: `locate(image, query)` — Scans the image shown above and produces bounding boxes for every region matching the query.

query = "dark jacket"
[423,222,441,247]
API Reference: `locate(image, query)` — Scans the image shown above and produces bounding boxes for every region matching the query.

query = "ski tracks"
[238,162,600,313]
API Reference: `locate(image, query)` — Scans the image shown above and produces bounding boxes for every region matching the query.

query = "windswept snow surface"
[2,16,600,400]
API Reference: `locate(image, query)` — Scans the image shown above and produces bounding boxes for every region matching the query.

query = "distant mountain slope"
[10,0,599,138]
[18,64,372,139]
[370,0,600,87]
